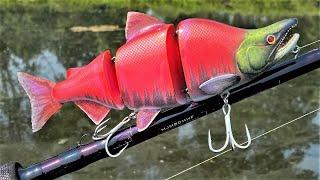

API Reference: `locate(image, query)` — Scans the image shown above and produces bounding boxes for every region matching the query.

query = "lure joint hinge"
[111,56,116,63]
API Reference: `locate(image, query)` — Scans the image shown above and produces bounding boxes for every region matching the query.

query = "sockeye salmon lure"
[18,12,299,139]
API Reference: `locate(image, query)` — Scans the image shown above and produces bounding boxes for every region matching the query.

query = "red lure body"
[53,51,123,110]
[177,19,245,101]
[17,12,246,132]
[116,24,186,109]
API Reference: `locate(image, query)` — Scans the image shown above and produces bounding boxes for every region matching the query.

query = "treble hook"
[92,112,136,157]
[208,92,251,153]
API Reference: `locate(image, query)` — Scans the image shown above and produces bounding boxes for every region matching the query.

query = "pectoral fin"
[75,100,110,125]
[199,74,240,95]
[136,109,161,132]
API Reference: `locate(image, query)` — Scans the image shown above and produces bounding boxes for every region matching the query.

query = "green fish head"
[236,18,299,75]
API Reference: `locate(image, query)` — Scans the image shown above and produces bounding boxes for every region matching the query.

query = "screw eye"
[266,35,276,45]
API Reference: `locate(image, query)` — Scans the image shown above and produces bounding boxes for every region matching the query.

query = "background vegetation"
[0,0,319,16]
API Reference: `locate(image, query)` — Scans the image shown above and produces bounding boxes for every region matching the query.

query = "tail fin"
[17,72,62,132]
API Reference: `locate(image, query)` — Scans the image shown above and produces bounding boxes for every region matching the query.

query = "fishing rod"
[1,48,319,180]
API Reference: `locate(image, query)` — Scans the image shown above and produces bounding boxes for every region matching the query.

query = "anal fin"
[75,100,110,125]
[136,109,161,132]
[199,74,240,95]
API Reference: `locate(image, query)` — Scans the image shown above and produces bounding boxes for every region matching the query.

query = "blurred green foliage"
[0,0,319,16]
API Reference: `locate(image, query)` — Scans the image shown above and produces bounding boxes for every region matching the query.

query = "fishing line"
[297,39,320,50]
[165,107,320,180]
[293,39,320,57]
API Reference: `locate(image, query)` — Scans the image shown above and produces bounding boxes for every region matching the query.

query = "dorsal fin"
[125,12,164,41]
[66,67,82,78]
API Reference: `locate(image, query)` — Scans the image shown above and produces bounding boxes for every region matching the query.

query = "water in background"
[0,1,319,179]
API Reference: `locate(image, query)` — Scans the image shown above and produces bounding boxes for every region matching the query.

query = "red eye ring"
[266,35,276,45]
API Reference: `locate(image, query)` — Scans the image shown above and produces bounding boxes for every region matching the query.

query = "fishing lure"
[18,12,299,154]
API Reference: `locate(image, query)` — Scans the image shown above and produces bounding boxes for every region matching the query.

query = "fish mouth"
[274,19,299,60]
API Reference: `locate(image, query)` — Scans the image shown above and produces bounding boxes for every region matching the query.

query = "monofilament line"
[164,107,320,180]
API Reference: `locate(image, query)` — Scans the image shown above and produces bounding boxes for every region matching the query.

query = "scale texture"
[116,24,187,109]
[177,19,245,101]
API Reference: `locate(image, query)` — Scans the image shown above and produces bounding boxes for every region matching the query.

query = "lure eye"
[266,35,276,45]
